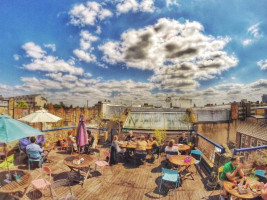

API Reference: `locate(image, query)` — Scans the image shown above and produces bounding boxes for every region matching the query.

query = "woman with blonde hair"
[165,139,179,159]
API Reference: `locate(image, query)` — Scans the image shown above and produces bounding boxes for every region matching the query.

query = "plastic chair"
[254,169,266,182]
[209,166,224,197]
[95,151,110,175]
[159,167,180,194]
[27,151,43,170]
[190,150,202,173]
[0,154,14,170]
[31,166,52,199]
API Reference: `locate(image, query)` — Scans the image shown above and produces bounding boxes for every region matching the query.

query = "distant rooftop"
[237,121,267,141]
[123,109,190,130]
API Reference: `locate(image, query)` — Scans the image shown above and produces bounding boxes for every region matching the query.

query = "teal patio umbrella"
[0,115,44,143]
[0,115,44,173]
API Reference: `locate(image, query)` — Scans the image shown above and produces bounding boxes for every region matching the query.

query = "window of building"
[241,135,246,148]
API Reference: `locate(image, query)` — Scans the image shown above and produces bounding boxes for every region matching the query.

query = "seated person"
[26,137,47,160]
[67,131,78,151]
[112,135,125,154]
[190,132,197,149]
[165,140,179,159]
[135,135,147,161]
[149,136,160,159]
[57,134,67,147]
[220,156,244,200]
[178,132,188,145]
[19,137,31,152]
[87,130,95,147]
[125,131,135,142]
[36,135,45,148]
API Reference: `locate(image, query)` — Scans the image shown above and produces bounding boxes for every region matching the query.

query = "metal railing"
[42,126,107,132]
[233,145,267,164]
[197,133,225,164]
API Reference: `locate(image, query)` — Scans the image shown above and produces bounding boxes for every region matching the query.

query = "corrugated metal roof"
[123,111,190,130]
[237,121,267,142]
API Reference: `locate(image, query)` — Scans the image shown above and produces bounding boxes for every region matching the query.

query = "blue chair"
[254,170,266,182]
[190,150,202,173]
[159,168,180,194]
[27,151,43,170]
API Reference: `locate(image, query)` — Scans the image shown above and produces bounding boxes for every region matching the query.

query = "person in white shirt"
[165,139,180,159]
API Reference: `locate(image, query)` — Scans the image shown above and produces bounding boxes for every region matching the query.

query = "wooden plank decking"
[0,146,220,200]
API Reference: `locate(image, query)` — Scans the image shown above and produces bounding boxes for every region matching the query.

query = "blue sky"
[0,0,267,106]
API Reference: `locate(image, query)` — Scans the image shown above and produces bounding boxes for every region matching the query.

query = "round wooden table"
[0,170,32,199]
[169,155,196,166]
[64,154,94,188]
[175,144,190,151]
[64,154,94,169]
[224,177,261,199]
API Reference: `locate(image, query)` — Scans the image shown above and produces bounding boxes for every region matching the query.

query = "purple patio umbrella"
[76,115,88,153]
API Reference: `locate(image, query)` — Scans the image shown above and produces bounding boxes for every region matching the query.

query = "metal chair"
[134,150,147,166]
[95,151,110,175]
[159,167,180,195]
[27,151,43,170]
[190,150,202,173]
[31,166,52,199]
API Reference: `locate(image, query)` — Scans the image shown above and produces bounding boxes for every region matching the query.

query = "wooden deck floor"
[0,146,220,200]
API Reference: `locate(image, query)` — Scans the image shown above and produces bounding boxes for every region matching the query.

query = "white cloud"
[80,30,98,50]
[69,1,113,27]
[13,54,20,61]
[116,0,155,14]
[99,18,238,91]
[257,59,267,70]
[248,23,261,38]
[23,53,84,75]
[22,42,46,59]
[45,73,78,82]
[166,0,179,7]
[84,72,92,77]
[242,23,263,46]
[44,43,56,52]
[73,49,96,63]
[214,83,243,90]
[95,26,101,34]
[242,39,252,46]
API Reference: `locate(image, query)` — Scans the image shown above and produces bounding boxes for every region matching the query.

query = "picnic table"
[0,170,32,199]
[169,155,196,180]
[224,177,261,199]
[64,154,94,188]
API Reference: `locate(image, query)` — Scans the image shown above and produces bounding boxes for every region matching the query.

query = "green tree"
[182,108,198,141]
[16,100,29,108]
[53,104,62,109]
[154,129,166,144]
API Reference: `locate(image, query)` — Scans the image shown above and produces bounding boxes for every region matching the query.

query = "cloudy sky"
[0,0,267,106]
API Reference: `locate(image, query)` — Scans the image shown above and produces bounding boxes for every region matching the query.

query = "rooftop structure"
[123,108,190,131]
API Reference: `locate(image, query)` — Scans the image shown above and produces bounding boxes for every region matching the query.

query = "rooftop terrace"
[0,145,220,200]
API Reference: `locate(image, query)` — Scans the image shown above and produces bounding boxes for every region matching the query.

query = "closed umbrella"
[0,115,44,173]
[18,109,61,130]
[76,115,88,153]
